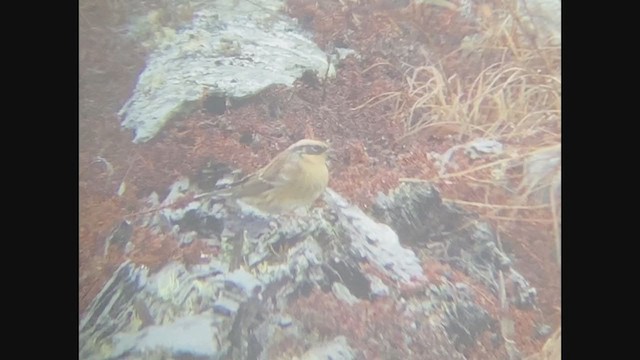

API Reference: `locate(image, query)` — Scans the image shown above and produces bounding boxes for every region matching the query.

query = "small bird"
[209,139,330,215]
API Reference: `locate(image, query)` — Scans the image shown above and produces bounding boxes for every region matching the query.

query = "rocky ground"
[79,0,560,358]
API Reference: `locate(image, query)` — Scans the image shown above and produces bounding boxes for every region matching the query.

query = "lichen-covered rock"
[111,313,223,359]
[300,336,355,360]
[373,181,536,309]
[80,177,536,359]
[324,188,426,284]
[118,0,337,143]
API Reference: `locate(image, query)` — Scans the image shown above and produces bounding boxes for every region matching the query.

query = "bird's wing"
[221,151,293,198]
[229,173,274,196]
[258,151,293,185]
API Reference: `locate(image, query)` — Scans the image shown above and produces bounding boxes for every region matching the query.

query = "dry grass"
[355,0,561,263]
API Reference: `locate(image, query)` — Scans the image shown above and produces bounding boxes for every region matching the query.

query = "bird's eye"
[296,144,327,154]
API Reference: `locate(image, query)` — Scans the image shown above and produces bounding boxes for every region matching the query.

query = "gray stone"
[535,323,552,339]
[324,188,425,284]
[301,336,356,360]
[367,274,390,299]
[277,314,293,328]
[119,0,338,143]
[80,178,538,359]
[112,312,222,359]
[225,268,263,297]
[213,295,241,316]
[519,0,561,45]
[373,182,536,306]
[464,138,504,160]
[332,282,360,305]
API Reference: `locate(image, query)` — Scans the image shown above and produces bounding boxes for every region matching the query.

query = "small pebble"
[535,324,552,339]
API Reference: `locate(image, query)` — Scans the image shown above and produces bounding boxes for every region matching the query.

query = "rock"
[213,294,242,316]
[464,138,504,160]
[367,274,390,299]
[118,0,340,143]
[178,230,198,246]
[459,0,560,47]
[250,312,302,359]
[373,181,449,243]
[111,312,222,359]
[324,188,426,284]
[373,182,536,309]
[421,278,495,352]
[332,282,360,305]
[102,220,133,256]
[535,323,552,339]
[80,178,537,359]
[509,270,537,309]
[300,336,356,360]
[518,0,561,46]
[521,145,561,205]
[225,268,264,297]
[322,257,372,300]
[79,261,149,360]
[277,314,293,328]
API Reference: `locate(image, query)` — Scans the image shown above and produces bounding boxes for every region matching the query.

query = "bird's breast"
[297,154,329,191]
[273,154,328,204]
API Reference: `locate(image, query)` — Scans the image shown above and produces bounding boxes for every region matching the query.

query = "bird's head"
[288,139,330,162]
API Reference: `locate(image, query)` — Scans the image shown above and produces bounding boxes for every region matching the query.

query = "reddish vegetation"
[289,291,416,359]
[80,0,559,358]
